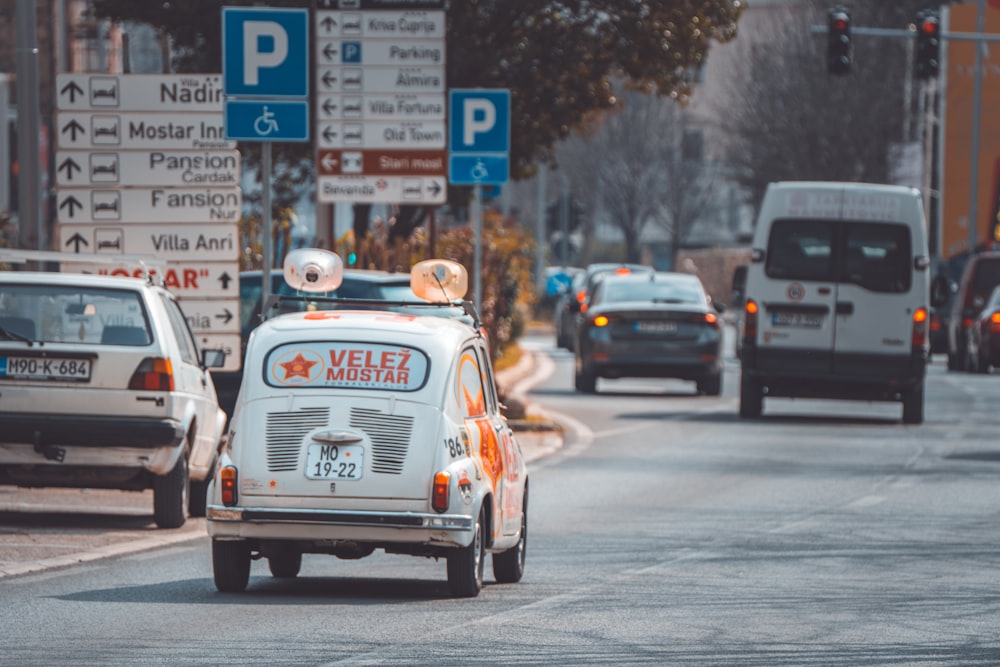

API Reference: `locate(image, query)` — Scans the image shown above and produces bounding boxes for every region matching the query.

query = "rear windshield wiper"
[0,325,34,345]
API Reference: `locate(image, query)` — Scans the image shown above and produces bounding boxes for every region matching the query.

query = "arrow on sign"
[321,152,339,172]
[59,195,84,218]
[215,308,234,325]
[427,181,443,197]
[58,157,83,181]
[322,99,338,116]
[61,119,86,142]
[320,16,338,33]
[322,127,338,143]
[219,272,233,290]
[321,71,338,89]
[60,80,85,104]
[323,43,338,61]
[65,232,89,252]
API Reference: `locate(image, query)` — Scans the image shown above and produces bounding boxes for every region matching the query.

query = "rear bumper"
[206,505,474,547]
[581,341,722,381]
[0,414,184,449]
[742,346,926,400]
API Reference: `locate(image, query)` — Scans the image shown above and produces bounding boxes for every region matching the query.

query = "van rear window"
[264,341,429,391]
[766,219,911,293]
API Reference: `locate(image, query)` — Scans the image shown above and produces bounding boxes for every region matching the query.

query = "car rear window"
[263,340,429,391]
[598,279,704,305]
[765,219,911,293]
[970,258,1000,304]
[0,283,151,345]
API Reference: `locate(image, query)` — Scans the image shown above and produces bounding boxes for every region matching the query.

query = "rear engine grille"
[266,407,330,472]
[350,407,414,474]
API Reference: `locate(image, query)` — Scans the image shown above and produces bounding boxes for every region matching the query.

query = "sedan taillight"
[128,357,175,391]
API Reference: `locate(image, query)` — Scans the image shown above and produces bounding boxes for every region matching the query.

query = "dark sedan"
[969,284,1000,373]
[573,271,724,395]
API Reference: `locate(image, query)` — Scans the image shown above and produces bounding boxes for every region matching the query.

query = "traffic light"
[915,12,941,80]
[827,7,851,76]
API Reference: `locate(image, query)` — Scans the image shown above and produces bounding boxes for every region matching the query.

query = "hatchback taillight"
[128,357,175,391]
[220,465,238,506]
[432,471,450,513]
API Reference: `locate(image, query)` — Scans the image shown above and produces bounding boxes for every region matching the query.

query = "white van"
[739,182,932,424]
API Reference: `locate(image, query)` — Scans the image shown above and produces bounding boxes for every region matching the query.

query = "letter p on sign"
[463,99,496,147]
[243,21,288,86]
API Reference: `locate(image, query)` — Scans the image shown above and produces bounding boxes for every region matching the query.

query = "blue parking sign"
[449,90,510,154]
[223,7,308,98]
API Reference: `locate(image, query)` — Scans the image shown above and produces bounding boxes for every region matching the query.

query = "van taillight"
[432,471,450,513]
[990,312,1000,333]
[912,307,928,347]
[220,466,238,506]
[744,299,759,340]
[127,357,174,391]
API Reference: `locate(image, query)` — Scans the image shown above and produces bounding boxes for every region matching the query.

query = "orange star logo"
[280,352,318,380]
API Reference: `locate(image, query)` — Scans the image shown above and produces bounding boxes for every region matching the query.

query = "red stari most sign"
[317,150,445,176]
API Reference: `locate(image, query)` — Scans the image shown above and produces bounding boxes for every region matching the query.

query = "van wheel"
[697,372,722,396]
[739,375,763,418]
[447,507,484,598]
[902,386,924,425]
[213,539,251,592]
[153,448,188,529]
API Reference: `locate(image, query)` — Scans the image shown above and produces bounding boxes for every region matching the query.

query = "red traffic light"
[831,17,849,32]
[920,17,939,35]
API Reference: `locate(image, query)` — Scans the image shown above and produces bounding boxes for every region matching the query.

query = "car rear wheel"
[902,385,924,425]
[153,447,188,529]
[268,551,302,578]
[739,374,763,419]
[574,365,597,393]
[448,506,484,598]
[697,372,722,396]
[493,488,527,584]
[213,539,251,592]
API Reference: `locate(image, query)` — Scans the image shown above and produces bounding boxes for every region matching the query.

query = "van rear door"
[758,217,839,374]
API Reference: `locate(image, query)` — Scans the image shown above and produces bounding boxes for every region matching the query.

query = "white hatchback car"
[206,249,528,598]
[0,258,227,528]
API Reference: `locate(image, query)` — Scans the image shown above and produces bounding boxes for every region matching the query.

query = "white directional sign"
[56,74,225,112]
[316,94,444,120]
[317,120,445,149]
[57,187,241,224]
[55,150,240,187]
[314,1,446,203]
[61,261,240,299]
[318,175,445,204]
[57,224,239,262]
[175,297,240,335]
[57,112,235,150]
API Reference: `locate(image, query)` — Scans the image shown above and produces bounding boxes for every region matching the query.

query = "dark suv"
[212,269,414,419]
[946,252,1000,371]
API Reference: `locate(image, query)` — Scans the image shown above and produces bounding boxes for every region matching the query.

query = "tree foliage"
[90,0,745,182]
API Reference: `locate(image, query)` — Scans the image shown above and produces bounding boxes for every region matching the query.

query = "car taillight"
[220,465,238,506]
[704,312,719,327]
[744,299,759,340]
[127,357,175,391]
[432,471,450,513]
[592,315,609,327]
[912,307,928,348]
[575,290,587,304]
[929,312,942,332]
[990,312,1000,333]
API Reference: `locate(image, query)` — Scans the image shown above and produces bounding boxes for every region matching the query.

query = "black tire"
[739,374,763,419]
[448,506,485,598]
[213,539,251,592]
[493,487,527,584]
[153,448,188,529]
[188,474,210,518]
[902,385,924,425]
[268,551,302,579]
[574,364,597,393]
[697,372,722,396]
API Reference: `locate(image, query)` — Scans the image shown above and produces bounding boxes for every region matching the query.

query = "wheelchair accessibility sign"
[224,100,309,142]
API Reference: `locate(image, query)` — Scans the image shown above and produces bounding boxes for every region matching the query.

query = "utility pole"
[15,0,43,252]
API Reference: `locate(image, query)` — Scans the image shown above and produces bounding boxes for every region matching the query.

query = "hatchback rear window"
[765,219,911,293]
[0,284,151,345]
[264,341,429,391]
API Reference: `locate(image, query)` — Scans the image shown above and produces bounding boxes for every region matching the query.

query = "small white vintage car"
[206,249,528,597]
